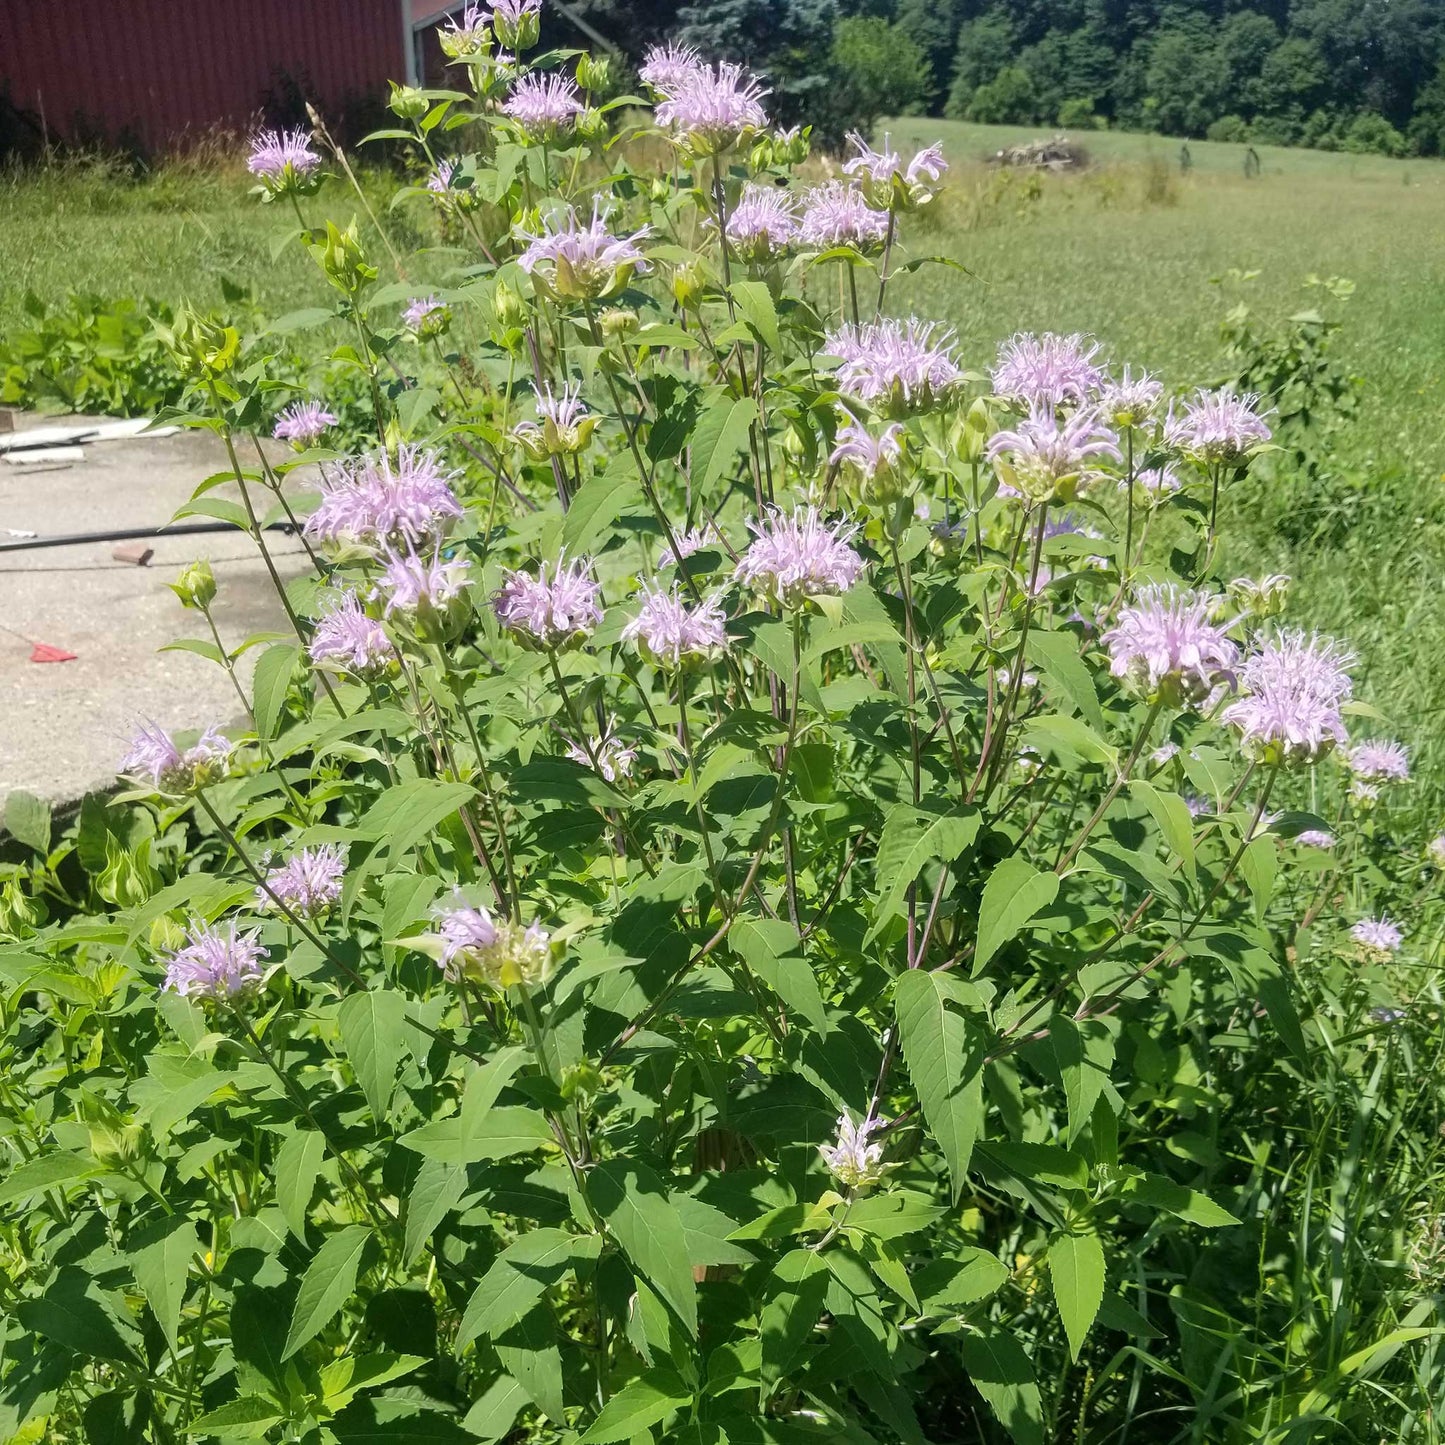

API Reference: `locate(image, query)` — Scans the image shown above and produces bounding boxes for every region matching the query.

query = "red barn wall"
[0,1,408,152]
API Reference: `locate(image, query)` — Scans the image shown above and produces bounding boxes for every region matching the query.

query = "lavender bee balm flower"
[120,722,231,795]
[494,553,605,649]
[306,446,462,548]
[992,332,1105,411]
[309,590,397,677]
[1103,585,1239,706]
[273,400,337,447]
[798,182,889,252]
[259,845,346,918]
[162,922,268,1001]
[517,202,651,302]
[431,898,554,991]
[826,319,962,415]
[247,128,321,194]
[1351,916,1403,961]
[1223,631,1354,767]
[622,585,729,668]
[842,132,948,211]
[503,72,584,141]
[736,507,864,608]
[724,184,799,262]
[655,61,769,156]
[1166,389,1273,464]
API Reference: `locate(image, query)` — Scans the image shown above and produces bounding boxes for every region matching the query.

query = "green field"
[4,124,1444,825]
[887,121,1445,831]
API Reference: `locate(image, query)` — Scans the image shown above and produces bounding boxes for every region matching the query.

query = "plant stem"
[875,209,898,316]
[1055,699,1164,874]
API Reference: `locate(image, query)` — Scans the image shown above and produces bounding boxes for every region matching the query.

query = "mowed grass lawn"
[3,123,1444,825]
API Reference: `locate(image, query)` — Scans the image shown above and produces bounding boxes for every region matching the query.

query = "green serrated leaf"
[338,988,406,1124]
[1129,779,1196,879]
[331,1399,478,1442]
[975,857,1059,970]
[588,1159,697,1338]
[578,1368,691,1443]
[495,1306,565,1423]
[275,1128,326,1239]
[399,1103,551,1165]
[730,917,828,1033]
[916,1248,1011,1311]
[251,643,299,741]
[4,789,52,853]
[729,280,781,352]
[184,1394,285,1436]
[282,1225,372,1359]
[689,393,758,494]
[457,1229,601,1347]
[759,1247,830,1387]
[404,1159,469,1266]
[462,1377,530,1442]
[1048,1016,1114,1143]
[16,1270,140,1363]
[1050,1230,1105,1360]
[0,1153,101,1206]
[1238,834,1277,920]
[359,780,477,860]
[895,970,983,1201]
[1122,1174,1239,1227]
[131,1216,199,1353]
[562,451,641,556]
[1025,630,1103,730]
[957,1326,1044,1445]
[1020,713,1117,770]
[869,804,981,943]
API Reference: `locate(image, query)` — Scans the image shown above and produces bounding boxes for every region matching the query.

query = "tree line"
[570,0,1445,155]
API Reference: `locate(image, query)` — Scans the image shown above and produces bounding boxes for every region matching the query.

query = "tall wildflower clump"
[2,8,1442,1441]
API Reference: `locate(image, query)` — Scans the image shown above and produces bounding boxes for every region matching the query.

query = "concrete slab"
[0,413,313,807]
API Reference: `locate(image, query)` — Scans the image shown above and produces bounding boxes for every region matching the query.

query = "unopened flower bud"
[492,277,528,330]
[958,397,993,465]
[819,1112,892,1192]
[81,1095,143,1166]
[831,420,910,507]
[439,5,491,60]
[930,519,969,562]
[774,125,810,167]
[512,383,599,459]
[389,83,429,122]
[0,878,40,937]
[149,916,187,956]
[577,107,608,141]
[306,220,378,301]
[561,1061,604,1103]
[493,0,540,51]
[158,306,240,382]
[672,257,709,312]
[431,897,556,993]
[403,296,451,340]
[170,560,217,611]
[598,306,639,341]
[577,54,612,94]
[1227,573,1290,619]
